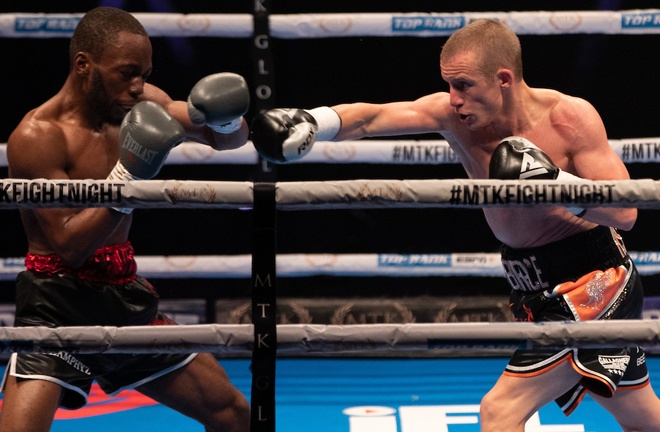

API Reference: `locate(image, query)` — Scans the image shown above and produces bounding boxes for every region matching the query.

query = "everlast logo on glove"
[121,133,158,165]
[502,256,550,292]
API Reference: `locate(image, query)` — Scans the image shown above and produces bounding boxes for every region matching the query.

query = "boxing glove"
[187,72,250,134]
[489,136,585,215]
[250,106,341,163]
[108,101,186,213]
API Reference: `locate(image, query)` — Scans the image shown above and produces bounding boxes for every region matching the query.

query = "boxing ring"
[2,6,660,432]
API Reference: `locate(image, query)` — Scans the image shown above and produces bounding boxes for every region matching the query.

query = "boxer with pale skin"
[251,18,660,431]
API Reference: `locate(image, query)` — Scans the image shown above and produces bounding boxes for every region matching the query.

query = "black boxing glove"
[489,136,585,215]
[250,107,340,163]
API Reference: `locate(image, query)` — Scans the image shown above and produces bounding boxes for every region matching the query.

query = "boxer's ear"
[73,51,92,77]
[497,68,513,89]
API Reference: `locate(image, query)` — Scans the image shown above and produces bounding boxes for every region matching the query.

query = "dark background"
[1,1,659,312]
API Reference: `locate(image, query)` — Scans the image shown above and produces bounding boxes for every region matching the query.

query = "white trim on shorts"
[106,353,198,397]
[503,348,572,373]
[1,352,89,405]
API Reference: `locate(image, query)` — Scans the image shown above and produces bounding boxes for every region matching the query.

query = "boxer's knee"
[480,382,528,432]
[205,389,250,432]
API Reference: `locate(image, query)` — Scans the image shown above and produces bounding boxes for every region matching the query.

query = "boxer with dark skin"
[251,19,660,431]
[1,7,249,432]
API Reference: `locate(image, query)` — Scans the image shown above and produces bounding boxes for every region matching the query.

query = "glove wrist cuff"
[107,162,139,214]
[556,170,587,218]
[556,171,585,216]
[107,161,142,182]
[306,107,341,141]
[556,170,582,181]
[208,117,242,134]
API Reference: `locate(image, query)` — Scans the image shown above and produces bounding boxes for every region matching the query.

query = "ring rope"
[1,321,660,354]
[1,139,660,166]
[0,178,657,210]
[1,252,660,280]
[2,10,660,39]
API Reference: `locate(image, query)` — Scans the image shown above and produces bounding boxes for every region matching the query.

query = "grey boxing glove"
[187,73,250,134]
[108,101,186,213]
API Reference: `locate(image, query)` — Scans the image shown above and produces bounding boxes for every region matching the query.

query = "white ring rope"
[0,178,656,210]
[1,321,660,354]
[1,251,660,280]
[0,177,657,278]
[1,139,660,166]
[2,10,660,38]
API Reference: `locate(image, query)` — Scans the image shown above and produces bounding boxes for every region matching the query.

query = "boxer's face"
[86,31,153,125]
[441,50,502,131]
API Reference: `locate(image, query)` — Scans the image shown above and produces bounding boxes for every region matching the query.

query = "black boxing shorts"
[0,242,197,410]
[500,226,649,416]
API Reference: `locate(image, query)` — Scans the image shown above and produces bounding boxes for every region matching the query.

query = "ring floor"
[2,355,659,431]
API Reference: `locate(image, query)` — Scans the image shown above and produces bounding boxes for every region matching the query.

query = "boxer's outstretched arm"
[250,92,449,163]
[333,92,449,140]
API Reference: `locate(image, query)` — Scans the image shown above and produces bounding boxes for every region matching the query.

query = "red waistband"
[25,242,137,284]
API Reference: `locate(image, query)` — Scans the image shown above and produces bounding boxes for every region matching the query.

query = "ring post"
[251,1,277,429]
[251,182,277,431]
